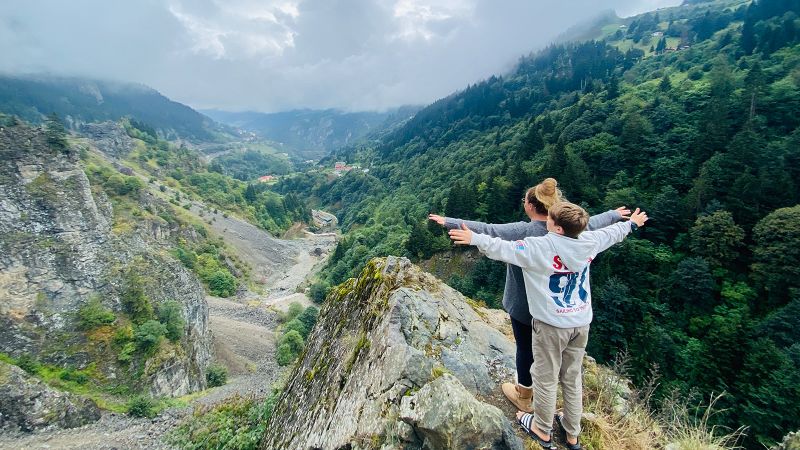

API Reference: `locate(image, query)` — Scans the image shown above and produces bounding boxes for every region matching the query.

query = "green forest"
[272,0,800,446]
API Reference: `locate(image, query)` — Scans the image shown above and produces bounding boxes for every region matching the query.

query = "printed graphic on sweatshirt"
[548,265,590,314]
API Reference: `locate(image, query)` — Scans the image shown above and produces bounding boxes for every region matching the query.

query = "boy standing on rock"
[449,202,648,449]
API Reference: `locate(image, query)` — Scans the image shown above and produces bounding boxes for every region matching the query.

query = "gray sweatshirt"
[444,210,620,324]
[470,221,634,328]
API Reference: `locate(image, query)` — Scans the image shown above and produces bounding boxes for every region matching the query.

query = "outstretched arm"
[582,208,648,253]
[429,213,535,240]
[587,207,630,231]
[449,224,544,269]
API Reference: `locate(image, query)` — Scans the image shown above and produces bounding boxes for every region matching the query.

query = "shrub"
[279,330,304,355]
[104,174,126,194]
[127,395,156,418]
[59,368,89,384]
[124,176,143,194]
[276,344,297,366]
[113,323,133,343]
[17,354,41,375]
[118,342,136,363]
[309,281,330,303]
[121,280,154,324]
[192,223,208,238]
[77,296,116,330]
[169,393,279,450]
[157,300,184,342]
[134,320,166,351]
[283,302,304,323]
[105,174,142,196]
[206,364,228,387]
[297,307,319,338]
[284,318,307,338]
[208,269,237,297]
[174,246,197,269]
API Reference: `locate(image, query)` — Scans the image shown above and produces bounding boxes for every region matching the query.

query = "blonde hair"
[548,202,589,238]
[525,178,565,215]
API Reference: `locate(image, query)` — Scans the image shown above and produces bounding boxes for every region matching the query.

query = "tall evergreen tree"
[45,113,67,152]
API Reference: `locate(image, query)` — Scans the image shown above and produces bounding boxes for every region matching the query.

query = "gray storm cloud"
[0,0,680,112]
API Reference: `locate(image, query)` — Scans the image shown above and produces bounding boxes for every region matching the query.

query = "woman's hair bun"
[538,178,558,196]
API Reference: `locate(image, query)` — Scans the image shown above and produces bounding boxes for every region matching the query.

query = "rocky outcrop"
[261,256,522,450]
[0,361,101,432]
[78,122,135,158]
[0,123,211,400]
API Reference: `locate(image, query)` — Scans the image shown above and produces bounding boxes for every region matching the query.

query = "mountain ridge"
[0,74,228,142]
[203,106,422,160]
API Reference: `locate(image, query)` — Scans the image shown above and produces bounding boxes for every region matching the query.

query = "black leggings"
[510,316,534,387]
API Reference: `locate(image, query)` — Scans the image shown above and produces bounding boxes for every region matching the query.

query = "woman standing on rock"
[429,178,628,413]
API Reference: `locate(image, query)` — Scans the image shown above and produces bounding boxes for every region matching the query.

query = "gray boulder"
[78,122,135,158]
[400,374,522,450]
[261,256,521,450]
[0,361,100,431]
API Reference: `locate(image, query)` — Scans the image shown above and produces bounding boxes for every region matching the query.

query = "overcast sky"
[0,0,680,112]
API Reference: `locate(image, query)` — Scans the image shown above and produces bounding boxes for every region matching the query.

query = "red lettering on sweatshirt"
[553,255,569,271]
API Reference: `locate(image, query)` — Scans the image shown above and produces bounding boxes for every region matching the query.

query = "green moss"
[431,365,451,379]
[25,172,59,203]
[370,434,383,449]
[304,343,332,387]
[344,331,371,375]
[403,386,420,397]
[465,297,488,320]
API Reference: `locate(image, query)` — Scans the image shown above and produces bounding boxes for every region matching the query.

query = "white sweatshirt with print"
[469,221,634,328]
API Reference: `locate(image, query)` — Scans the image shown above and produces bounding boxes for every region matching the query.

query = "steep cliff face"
[0,123,211,401]
[261,257,523,450]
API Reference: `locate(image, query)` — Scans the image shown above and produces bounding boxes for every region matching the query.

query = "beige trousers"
[531,319,590,438]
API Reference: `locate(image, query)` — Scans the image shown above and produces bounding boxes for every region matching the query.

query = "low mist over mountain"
[0,75,226,142]
[203,106,421,160]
